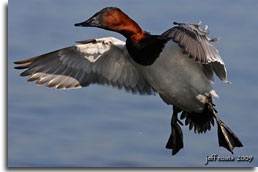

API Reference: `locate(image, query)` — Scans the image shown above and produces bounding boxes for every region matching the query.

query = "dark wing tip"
[173,21,179,25]
[14,61,20,65]
[20,70,30,77]
[75,39,97,44]
[14,65,29,70]
[14,57,38,71]
[14,57,38,64]
[14,60,24,64]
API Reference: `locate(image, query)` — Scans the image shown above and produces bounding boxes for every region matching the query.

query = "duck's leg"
[166,106,184,155]
[208,105,243,153]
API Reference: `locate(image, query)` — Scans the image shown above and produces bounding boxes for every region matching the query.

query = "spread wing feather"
[162,22,228,82]
[14,37,155,95]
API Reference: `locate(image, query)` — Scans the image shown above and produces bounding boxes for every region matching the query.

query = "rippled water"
[8,0,258,167]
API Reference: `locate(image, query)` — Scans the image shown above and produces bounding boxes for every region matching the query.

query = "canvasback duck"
[14,7,243,155]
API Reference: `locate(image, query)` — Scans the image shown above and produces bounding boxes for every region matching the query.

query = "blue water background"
[8,0,258,167]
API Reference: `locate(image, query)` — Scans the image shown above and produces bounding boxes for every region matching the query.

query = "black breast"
[126,34,168,66]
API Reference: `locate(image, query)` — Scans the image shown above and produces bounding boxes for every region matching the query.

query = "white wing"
[14,37,155,95]
[162,22,228,82]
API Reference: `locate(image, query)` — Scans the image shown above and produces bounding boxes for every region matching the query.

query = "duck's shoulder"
[126,33,168,66]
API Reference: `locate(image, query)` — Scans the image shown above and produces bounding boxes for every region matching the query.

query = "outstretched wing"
[14,37,155,95]
[162,22,227,82]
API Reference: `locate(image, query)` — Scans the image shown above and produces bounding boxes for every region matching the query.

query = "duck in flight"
[14,7,243,155]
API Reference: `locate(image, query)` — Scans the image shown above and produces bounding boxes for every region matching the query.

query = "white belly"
[139,41,215,112]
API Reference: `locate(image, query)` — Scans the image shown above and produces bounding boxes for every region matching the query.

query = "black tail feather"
[180,107,214,134]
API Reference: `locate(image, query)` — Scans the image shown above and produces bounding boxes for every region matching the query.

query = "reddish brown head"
[75,7,145,42]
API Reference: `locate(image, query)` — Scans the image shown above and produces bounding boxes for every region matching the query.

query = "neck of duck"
[116,17,145,43]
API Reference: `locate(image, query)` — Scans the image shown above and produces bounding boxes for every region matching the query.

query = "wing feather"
[14,37,155,95]
[162,22,228,82]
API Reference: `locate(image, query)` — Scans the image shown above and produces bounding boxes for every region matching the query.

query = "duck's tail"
[180,104,215,134]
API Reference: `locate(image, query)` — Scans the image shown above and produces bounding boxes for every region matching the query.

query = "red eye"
[107,12,112,16]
